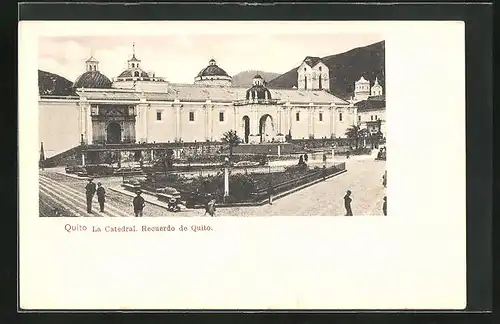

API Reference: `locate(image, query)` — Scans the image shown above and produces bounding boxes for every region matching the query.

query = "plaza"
[39,156,386,217]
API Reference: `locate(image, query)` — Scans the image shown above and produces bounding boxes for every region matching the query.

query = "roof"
[303,56,322,68]
[143,84,349,104]
[367,95,385,101]
[196,64,230,78]
[85,56,99,63]
[354,98,386,111]
[356,76,369,83]
[76,90,140,101]
[73,71,112,89]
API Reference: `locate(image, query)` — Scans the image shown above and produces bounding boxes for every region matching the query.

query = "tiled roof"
[75,84,350,105]
[355,98,386,111]
[77,90,140,101]
[118,69,150,78]
[144,85,349,104]
[303,56,322,68]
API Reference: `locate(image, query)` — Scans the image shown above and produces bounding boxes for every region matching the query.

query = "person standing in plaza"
[133,190,145,217]
[96,182,106,213]
[344,190,353,216]
[382,170,387,188]
[85,178,96,214]
[383,196,387,216]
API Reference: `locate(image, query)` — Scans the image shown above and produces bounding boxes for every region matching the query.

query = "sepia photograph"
[38,34,387,217]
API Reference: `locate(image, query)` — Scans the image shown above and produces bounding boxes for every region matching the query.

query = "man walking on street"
[133,190,145,217]
[96,182,106,213]
[344,190,353,216]
[383,196,387,216]
[85,178,96,214]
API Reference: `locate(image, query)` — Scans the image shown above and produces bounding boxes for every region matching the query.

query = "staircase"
[42,146,82,167]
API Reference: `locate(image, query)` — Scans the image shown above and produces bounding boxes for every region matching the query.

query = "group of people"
[85,177,218,217]
[85,178,145,216]
[343,190,387,216]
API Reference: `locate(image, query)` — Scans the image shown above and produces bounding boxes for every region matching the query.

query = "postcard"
[19,21,466,310]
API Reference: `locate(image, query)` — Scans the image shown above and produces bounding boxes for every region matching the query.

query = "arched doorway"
[106,122,121,144]
[241,116,250,144]
[259,114,274,143]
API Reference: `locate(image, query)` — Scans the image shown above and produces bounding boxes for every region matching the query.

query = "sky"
[38,34,384,84]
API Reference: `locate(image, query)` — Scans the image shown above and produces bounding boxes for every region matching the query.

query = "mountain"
[232,70,281,87]
[267,41,385,100]
[38,70,75,96]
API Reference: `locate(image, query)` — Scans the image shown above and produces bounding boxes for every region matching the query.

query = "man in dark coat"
[344,190,353,216]
[383,196,387,216]
[133,190,145,217]
[96,182,106,213]
[85,178,96,213]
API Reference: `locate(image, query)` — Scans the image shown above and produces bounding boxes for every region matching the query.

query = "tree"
[221,130,241,160]
[345,125,362,149]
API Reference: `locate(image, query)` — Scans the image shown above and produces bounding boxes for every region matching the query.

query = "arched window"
[304,76,307,90]
[132,63,135,68]
[134,71,140,77]
[319,74,322,90]
[319,66,322,71]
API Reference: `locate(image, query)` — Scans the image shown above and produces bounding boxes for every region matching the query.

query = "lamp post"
[224,157,229,202]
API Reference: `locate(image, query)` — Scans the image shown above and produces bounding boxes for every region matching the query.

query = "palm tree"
[221,130,241,160]
[344,125,362,149]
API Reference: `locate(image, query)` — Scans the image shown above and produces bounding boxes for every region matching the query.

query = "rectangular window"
[371,115,374,121]
[375,115,378,120]
[319,112,323,122]
[189,111,195,121]
[219,112,224,122]
[339,113,343,122]
[156,111,162,121]
[358,115,361,122]
[296,112,300,121]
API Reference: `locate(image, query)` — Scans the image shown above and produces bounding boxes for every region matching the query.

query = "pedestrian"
[383,196,387,216]
[382,170,387,187]
[96,182,106,213]
[85,178,96,214]
[204,194,216,216]
[344,190,353,216]
[133,190,145,217]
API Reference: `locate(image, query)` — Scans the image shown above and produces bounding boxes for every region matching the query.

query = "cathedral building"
[39,47,360,157]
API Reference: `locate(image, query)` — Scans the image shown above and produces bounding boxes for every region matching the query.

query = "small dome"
[73,71,112,89]
[118,69,150,78]
[253,74,263,79]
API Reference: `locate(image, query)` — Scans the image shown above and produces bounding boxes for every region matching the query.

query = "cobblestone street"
[39,158,386,217]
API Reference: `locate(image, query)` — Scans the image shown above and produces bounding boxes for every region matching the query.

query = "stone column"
[277,107,282,134]
[209,104,214,141]
[329,105,335,137]
[204,104,209,141]
[307,104,313,137]
[252,106,259,135]
[174,100,181,141]
[85,104,93,144]
[233,105,238,133]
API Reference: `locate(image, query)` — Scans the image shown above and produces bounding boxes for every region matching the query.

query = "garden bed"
[124,162,346,207]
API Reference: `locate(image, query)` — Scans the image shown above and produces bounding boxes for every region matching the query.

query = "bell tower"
[85,48,99,72]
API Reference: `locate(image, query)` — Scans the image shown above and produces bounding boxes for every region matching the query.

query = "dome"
[118,69,150,78]
[196,60,230,78]
[253,74,263,79]
[246,84,272,100]
[73,71,112,89]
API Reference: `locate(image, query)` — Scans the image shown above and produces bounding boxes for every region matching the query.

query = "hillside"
[232,70,281,87]
[267,41,385,100]
[38,70,75,96]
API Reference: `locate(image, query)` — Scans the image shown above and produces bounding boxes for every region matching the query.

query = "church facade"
[39,48,383,157]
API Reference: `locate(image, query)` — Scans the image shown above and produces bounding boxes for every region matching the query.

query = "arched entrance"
[241,116,250,143]
[106,122,121,144]
[259,114,274,143]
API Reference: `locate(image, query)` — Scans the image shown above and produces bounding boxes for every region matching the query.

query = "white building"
[39,49,358,158]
